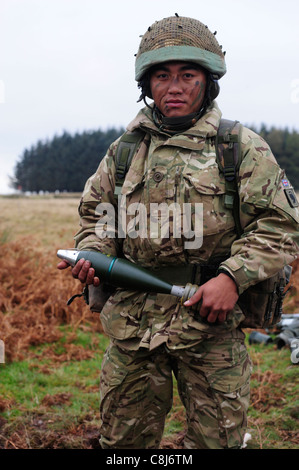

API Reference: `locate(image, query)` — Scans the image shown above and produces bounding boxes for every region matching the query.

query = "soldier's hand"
[57,258,100,287]
[184,273,239,323]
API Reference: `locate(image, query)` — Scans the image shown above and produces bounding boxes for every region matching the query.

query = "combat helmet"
[135,15,226,117]
[135,15,226,82]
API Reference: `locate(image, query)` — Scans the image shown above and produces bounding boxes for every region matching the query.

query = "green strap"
[216,119,243,237]
[114,130,145,196]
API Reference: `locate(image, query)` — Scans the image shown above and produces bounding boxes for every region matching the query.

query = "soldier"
[58,16,299,448]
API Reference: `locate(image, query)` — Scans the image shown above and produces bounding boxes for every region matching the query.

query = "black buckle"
[223,164,236,181]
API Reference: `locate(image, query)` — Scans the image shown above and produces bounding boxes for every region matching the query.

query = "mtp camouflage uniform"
[74,102,299,448]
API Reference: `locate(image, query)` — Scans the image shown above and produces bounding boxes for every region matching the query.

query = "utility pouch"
[238,265,292,329]
[87,283,117,313]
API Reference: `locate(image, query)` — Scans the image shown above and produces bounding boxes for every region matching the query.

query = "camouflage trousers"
[99,329,252,449]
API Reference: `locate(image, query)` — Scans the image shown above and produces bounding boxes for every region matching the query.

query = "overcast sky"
[1,0,299,194]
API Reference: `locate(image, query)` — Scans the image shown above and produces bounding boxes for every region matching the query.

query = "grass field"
[0,195,298,449]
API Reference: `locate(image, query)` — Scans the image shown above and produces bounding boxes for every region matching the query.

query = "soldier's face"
[150,61,207,117]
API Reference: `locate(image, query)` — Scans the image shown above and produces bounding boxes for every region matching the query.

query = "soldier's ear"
[137,72,152,102]
[208,75,220,101]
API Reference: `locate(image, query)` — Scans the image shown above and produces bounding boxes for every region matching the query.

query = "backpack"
[111,120,292,329]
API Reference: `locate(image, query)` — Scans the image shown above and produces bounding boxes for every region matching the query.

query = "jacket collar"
[127,101,222,139]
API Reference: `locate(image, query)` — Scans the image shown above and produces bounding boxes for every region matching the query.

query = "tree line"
[11,124,299,192]
[11,128,124,193]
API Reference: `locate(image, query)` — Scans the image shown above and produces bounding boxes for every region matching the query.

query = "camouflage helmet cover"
[135,16,226,82]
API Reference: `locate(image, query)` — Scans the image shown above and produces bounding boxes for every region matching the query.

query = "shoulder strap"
[114,130,145,196]
[216,119,243,237]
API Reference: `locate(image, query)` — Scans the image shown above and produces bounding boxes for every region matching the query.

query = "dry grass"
[0,195,103,363]
[0,235,105,362]
[0,195,80,248]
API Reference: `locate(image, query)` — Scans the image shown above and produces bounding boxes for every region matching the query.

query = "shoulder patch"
[284,187,299,208]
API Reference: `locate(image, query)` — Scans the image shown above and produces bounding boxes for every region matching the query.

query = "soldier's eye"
[157,73,168,79]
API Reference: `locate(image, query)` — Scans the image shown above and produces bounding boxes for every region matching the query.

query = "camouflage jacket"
[74,102,299,350]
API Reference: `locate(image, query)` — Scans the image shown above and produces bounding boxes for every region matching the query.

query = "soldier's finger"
[85,267,95,285]
[77,260,92,282]
[198,303,210,318]
[206,310,219,323]
[57,260,70,270]
[205,309,228,323]
[72,258,85,278]
[184,286,203,306]
[217,311,227,323]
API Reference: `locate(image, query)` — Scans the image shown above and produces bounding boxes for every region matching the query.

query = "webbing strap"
[216,119,243,237]
[114,130,145,196]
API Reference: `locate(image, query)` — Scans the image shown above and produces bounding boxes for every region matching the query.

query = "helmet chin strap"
[152,106,205,134]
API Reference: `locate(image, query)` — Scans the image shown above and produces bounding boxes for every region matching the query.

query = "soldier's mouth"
[166,100,185,107]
